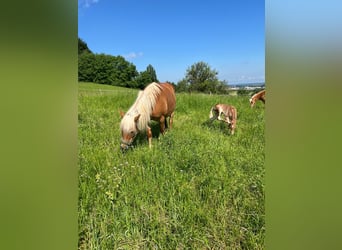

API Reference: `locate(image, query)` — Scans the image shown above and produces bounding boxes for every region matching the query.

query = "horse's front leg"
[164,117,168,129]
[147,126,152,148]
[224,116,231,125]
[217,112,226,122]
[209,112,218,123]
[229,119,236,135]
[209,115,217,122]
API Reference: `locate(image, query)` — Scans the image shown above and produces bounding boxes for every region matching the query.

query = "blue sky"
[78,0,264,85]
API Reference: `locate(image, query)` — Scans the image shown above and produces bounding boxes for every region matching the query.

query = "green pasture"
[78,82,265,249]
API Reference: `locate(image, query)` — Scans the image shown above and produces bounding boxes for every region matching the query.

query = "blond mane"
[121,82,162,131]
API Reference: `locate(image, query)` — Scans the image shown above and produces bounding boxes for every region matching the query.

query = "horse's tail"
[209,105,217,119]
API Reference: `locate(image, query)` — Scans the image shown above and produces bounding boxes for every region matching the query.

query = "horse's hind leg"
[224,115,231,124]
[159,115,166,134]
[217,112,224,121]
[169,112,174,129]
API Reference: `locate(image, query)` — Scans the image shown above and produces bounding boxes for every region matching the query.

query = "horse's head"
[249,97,256,108]
[119,112,141,152]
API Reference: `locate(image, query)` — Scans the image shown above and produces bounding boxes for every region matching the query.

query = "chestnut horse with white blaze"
[249,89,265,108]
[209,103,237,135]
[120,82,176,151]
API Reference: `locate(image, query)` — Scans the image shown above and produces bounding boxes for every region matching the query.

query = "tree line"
[78,38,229,93]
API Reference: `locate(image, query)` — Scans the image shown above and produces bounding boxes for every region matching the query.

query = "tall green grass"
[78,82,265,249]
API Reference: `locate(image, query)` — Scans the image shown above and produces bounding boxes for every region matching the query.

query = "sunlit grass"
[78,82,265,249]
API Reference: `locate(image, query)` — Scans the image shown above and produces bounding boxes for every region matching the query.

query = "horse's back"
[152,83,176,117]
[258,89,266,99]
[261,90,266,102]
[162,83,176,110]
[257,89,265,103]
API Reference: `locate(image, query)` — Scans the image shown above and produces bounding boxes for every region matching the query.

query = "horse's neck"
[257,91,265,101]
[128,92,152,130]
[253,93,261,101]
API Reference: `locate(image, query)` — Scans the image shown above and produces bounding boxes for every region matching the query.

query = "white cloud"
[79,0,99,8]
[123,52,144,60]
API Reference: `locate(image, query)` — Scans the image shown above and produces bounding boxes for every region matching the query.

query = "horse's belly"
[151,101,174,118]
[150,111,169,120]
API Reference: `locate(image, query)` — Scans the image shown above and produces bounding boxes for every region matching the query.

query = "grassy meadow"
[78,82,265,249]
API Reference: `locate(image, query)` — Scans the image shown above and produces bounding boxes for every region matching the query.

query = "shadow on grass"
[201,119,232,136]
[126,120,170,150]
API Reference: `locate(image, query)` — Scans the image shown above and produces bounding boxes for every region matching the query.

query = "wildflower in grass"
[95,173,101,181]
[105,191,114,200]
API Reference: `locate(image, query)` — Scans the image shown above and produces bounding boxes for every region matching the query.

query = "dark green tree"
[134,64,159,89]
[78,53,138,86]
[78,52,95,82]
[108,55,138,87]
[146,64,158,82]
[92,54,114,84]
[134,71,153,89]
[78,38,92,55]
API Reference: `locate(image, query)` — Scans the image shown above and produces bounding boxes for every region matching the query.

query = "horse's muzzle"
[120,144,129,152]
[120,140,133,153]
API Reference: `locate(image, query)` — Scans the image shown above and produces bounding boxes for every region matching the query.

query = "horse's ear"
[134,114,141,122]
[119,110,125,119]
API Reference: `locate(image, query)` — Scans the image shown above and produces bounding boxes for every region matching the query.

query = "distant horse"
[120,82,176,151]
[249,89,265,108]
[209,103,237,135]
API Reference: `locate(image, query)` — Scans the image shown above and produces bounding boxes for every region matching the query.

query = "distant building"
[244,86,264,91]
[229,83,265,91]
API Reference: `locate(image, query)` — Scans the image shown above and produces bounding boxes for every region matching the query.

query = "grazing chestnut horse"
[209,103,237,135]
[249,89,265,108]
[120,82,176,151]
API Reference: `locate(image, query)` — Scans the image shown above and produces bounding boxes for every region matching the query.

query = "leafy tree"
[134,64,159,89]
[185,61,218,91]
[175,79,189,92]
[78,38,92,55]
[178,61,228,93]
[108,55,138,87]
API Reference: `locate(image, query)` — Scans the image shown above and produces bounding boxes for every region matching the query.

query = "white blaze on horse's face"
[249,98,255,107]
[120,114,140,151]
